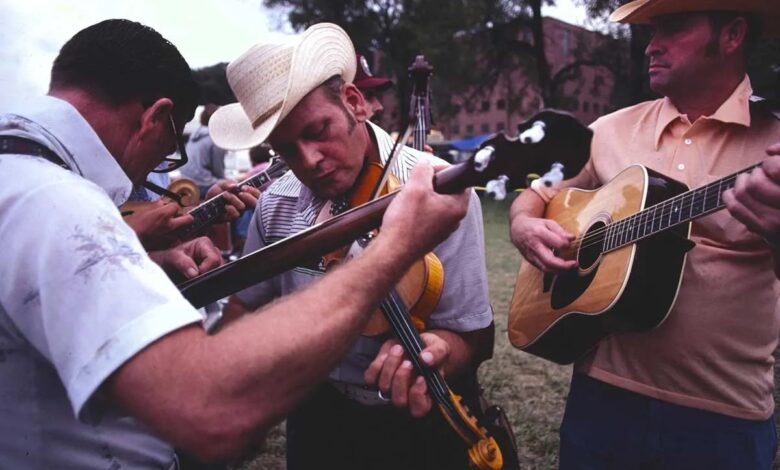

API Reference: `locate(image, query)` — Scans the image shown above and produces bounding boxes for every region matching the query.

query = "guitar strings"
[561,167,754,254]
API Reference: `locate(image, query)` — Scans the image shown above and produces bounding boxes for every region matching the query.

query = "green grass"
[236,195,571,469]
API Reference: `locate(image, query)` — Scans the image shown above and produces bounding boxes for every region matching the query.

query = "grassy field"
[237,194,572,469]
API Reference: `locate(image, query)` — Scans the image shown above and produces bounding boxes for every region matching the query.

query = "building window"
[497,99,506,110]
[562,29,570,57]
[593,103,600,114]
[465,124,474,135]
[572,100,579,111]
[481,101,490,112]
[583,101,590,113]
[451,125,460,135]
[481,123,490,134]
[496,122,505,132]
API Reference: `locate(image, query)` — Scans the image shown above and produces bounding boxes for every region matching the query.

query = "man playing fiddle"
[509,1,780,467]
[215,23,494,470]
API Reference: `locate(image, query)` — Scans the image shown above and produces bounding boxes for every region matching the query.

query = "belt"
[330,382,391,406]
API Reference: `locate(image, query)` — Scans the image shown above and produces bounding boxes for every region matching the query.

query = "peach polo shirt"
[533,76,780,420]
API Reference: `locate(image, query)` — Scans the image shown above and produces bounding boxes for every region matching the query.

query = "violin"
[317,160,444,335]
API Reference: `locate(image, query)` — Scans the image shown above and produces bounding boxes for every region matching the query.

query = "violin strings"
[380,293,480,444]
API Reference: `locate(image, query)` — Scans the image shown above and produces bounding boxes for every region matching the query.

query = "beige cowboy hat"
[610,0,780,37]
[210,23,356,150]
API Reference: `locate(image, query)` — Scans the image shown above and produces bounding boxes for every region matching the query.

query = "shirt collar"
[0,96,133,205]
[653,75,753,150]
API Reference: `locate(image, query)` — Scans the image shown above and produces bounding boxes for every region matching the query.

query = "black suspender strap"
[0,135,70,170]
[143,180,184,204]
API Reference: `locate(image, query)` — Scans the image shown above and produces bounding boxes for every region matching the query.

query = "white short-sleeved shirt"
[237,122,493,385]
[0,96,202,468]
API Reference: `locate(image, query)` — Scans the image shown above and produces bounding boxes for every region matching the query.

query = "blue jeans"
[560,373,777,470]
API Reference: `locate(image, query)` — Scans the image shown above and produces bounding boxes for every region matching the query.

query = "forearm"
[109,230,419,460]
[510,189,546,222]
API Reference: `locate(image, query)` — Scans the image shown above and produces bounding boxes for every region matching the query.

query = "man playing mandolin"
[214,23,495,470]
[510,1,780,468]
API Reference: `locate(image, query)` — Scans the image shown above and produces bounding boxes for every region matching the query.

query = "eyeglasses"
[153,114,189,173]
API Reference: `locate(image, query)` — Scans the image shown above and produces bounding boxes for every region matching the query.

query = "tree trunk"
[530,0,552,106]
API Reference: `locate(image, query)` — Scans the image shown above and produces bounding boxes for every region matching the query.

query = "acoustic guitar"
[508,162,762,364]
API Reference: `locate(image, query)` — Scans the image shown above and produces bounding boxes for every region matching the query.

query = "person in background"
[354,53,394,120]
[180,103,227,197]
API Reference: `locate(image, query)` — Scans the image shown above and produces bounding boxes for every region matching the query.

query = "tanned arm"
[106,163,470,462]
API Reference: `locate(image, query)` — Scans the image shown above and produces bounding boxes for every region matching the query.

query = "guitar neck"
[180,161,287,238]
[604,163,761,251]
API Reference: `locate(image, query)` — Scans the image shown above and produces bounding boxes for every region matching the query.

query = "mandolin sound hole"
[577,221,606,271]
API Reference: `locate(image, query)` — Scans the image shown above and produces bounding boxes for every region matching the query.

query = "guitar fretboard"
[602,163,761,252]
[179,160,288,238]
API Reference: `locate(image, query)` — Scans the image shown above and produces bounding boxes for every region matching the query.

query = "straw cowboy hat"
[610,0,780,37]
[210,23,356,150]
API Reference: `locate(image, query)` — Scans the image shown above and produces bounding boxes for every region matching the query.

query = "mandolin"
[508,162,762,364]
[121,158,288,244]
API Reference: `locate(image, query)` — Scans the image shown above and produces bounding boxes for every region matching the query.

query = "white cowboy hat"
[610,0,780,37]
[210,23,356,150]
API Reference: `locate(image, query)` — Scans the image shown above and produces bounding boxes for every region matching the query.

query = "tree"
[263,0,552,128]
[191,63,235,105]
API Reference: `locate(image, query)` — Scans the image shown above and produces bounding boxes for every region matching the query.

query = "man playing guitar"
[510,1,780,468]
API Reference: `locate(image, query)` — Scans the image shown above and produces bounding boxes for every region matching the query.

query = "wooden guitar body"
[508,165,693,364]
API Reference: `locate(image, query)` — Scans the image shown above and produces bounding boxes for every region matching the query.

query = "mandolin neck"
[180,161,287,238]
[603,163,761,252]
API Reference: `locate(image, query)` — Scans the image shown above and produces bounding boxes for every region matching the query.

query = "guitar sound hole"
[577,221,605,271]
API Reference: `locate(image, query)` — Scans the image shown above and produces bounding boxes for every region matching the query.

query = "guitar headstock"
[463,110,592,191]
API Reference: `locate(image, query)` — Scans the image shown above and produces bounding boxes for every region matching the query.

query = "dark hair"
[249,143,274,165]
[200,103,219,126]
[50,19,199,123]
[706,11,761,56]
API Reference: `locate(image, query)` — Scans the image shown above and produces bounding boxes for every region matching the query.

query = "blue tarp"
[449,133,494,151]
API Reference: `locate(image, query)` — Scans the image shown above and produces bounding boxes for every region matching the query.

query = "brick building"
[373,17,619,141]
